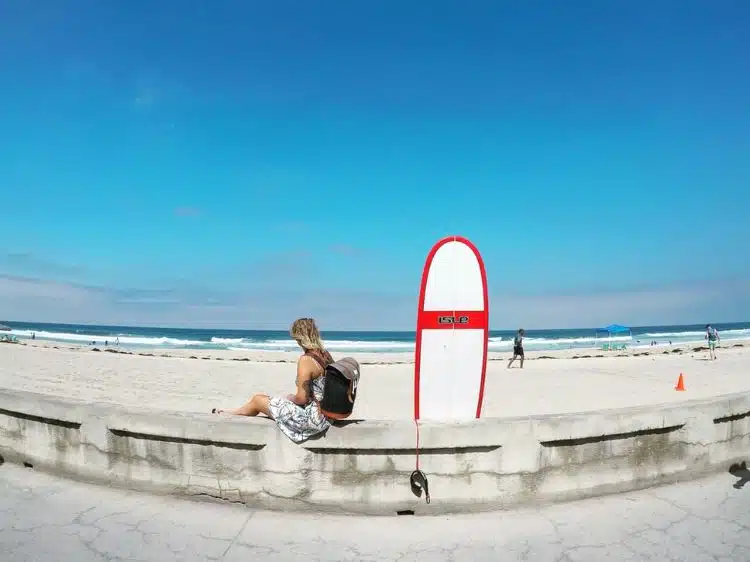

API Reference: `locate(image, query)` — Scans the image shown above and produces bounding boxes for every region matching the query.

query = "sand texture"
[1,338,748,420]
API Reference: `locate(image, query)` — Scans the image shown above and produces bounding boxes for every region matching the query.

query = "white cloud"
[0,275,94,302]
[0,273,748,330]
[0,253,86,277]
[133,83,160,109]
[493,288,711,329]
[174,206,201,217]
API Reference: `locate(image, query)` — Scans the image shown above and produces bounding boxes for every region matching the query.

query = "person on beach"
[507,328,525,369]
[212,317,333,443]
[705,324,720,360]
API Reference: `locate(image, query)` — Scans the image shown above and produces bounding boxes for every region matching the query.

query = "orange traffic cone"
[675,373,685,391]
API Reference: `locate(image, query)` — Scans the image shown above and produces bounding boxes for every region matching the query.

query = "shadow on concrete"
[303,429,329,442]
[301,419,365,443]
[332,419,365,428]
[729,461,750,489]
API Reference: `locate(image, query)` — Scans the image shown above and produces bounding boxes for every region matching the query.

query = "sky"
[1,0,749,330]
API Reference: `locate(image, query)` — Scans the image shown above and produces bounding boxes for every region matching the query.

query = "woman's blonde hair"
[290,317,325,351]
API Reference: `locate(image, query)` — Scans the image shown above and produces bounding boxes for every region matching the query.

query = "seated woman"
[212,317,334,443]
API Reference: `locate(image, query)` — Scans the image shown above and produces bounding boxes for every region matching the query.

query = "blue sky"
[1,0,749,330]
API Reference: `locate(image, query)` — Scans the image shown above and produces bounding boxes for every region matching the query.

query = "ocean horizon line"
[3,318,749,334]
[3,319,750,354]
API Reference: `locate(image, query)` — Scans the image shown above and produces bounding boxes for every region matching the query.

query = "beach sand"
[1,339,748,420]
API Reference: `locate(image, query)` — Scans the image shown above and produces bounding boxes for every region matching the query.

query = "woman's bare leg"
[215,393,272,417]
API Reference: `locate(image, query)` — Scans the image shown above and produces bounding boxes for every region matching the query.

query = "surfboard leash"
[410,419,430,504]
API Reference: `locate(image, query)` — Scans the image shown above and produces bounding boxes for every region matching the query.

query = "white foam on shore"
[9,329,205,347]
[9,326,750,353]
[224,338,415,352]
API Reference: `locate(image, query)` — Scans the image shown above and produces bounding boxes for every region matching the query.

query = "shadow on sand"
[729,461,750,489]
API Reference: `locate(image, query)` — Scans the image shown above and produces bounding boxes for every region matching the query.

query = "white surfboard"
[414,236,489,421]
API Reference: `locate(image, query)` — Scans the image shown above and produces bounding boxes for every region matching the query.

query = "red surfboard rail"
[413,235,489,420]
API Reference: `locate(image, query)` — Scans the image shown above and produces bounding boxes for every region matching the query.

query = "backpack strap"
[304,349,333,370]
[305,349,332,417]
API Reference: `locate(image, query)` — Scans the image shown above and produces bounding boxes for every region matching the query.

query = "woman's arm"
[287,357,314,405]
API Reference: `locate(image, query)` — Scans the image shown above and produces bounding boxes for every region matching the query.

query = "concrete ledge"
[1,388,749,515]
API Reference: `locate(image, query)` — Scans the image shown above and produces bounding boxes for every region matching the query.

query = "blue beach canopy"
[597,324,631,334]
[595,324,632,346]
[594,324,632,347]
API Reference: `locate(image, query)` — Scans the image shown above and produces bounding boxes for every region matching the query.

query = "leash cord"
[415,419,420,471]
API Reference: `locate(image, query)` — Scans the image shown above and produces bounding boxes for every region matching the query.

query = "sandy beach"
[1,338,748,420]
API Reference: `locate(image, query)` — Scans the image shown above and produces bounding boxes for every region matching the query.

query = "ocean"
[3,320,749,353]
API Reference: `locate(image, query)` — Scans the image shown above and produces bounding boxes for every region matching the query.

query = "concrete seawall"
[1,388,749,515]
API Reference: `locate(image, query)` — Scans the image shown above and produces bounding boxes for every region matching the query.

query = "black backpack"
[317,357,361,420]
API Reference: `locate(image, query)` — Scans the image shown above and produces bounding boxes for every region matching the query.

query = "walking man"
[705,324,720,360]
[508,328,525,369]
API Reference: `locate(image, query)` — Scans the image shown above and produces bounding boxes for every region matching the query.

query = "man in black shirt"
[508,328,525,369]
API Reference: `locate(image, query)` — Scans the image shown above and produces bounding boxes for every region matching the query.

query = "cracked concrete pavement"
[1,462,749,561]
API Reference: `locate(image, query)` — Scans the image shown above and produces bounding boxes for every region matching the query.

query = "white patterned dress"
[268,371,330,443]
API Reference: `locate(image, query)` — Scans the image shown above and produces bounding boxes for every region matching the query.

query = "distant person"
[508,328,525,369]
[705,324,720,360]
[213,317,334,443]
